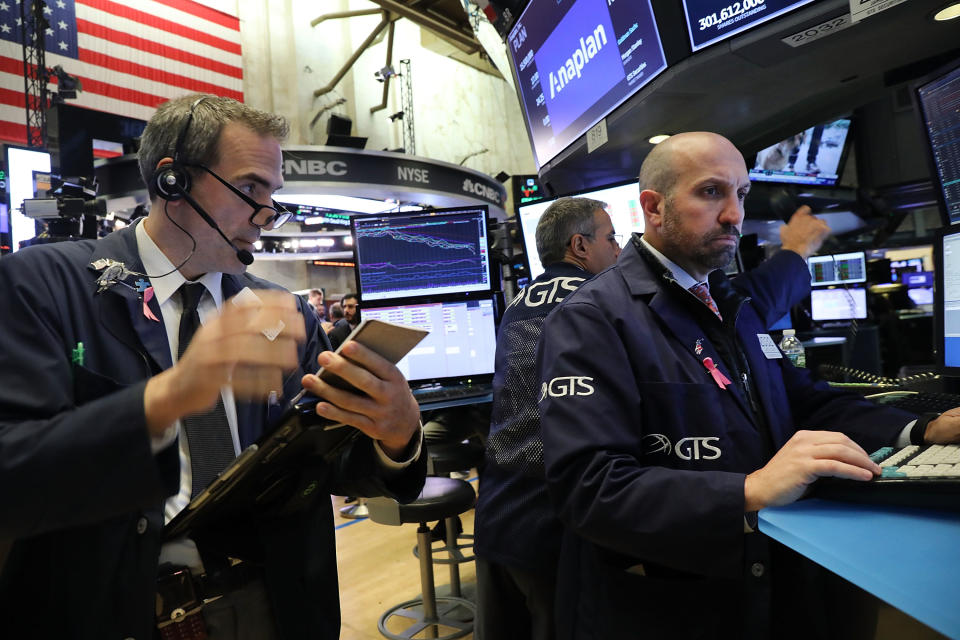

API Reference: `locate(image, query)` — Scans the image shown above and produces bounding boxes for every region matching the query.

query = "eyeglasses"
[582,231,624,246]
[188,164,292,230]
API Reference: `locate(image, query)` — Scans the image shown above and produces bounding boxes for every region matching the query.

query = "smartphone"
[317,318,429,393]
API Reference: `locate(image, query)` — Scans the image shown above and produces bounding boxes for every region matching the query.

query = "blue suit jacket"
[537,236,916,639]
[0,224,426,639]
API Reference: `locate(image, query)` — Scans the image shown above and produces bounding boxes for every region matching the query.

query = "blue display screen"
[682,0,814,52]
[507,0,667,168]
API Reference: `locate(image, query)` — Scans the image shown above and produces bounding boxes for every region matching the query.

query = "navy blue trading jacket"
[475,261,589,571]
[537,235,916,639]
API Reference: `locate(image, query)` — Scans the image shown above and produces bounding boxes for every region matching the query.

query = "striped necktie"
[689,282,722,321]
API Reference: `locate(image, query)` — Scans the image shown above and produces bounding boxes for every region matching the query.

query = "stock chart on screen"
[351,207,493,302]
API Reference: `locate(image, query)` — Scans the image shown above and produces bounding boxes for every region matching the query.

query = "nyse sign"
[280,149,506,208]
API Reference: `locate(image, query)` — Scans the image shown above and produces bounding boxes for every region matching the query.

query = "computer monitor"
[749,118,853,187]
[935,226,960,374]
[506,0,667,168]
[516,180,644,280]
[808,251,867,286]
[351,206,493,302]
[810,287,868,323]
[916,59,960,226]
[890,258,924,282]
[904,271,935,307]
[361,297,498,386]
[6,146,51,252]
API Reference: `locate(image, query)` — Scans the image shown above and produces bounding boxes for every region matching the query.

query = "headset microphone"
[172,183,254,266]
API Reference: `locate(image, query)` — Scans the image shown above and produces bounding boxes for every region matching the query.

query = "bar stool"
[416,441,484,577]
[367,476,477,640]
[339,497,368,519]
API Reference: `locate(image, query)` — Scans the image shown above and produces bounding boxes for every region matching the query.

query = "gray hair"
[535,196,607,265]
[138,93,289,198]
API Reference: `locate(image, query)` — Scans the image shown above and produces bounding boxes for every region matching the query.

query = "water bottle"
[779,329,806,367]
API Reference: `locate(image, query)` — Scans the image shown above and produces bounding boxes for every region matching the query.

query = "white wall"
[232,0,536,293]
[238,0,535,176]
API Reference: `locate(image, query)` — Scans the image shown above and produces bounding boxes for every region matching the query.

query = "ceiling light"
[648,134,671,144]
[933,1,960,19]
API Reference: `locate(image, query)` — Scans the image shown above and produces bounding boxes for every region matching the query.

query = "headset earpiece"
[153,164,191,201]
[153,96,207,202]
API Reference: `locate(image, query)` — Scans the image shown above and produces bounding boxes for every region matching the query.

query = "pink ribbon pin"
[142,287,160,322]
[703,357,732,390]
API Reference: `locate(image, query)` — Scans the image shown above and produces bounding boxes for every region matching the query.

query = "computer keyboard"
[869,391,960,414]
[814,444,960,512]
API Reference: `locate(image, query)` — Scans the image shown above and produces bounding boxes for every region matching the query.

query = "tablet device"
[164,319,429,540]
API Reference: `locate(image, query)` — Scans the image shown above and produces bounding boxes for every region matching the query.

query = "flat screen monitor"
[517,180,644,280]
[351,206,492,302]
[936,226,960,373]
[6,146,51,252]
[890,259,924,282]
[808,251,867,287]
[749,118,853,187]
[361,297,498,385]
[810,287,868,323]
[683,0,815,51]
[507,0,667,168]
[916,60,960,226]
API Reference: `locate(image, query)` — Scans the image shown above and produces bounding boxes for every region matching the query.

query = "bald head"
[638,132,745,200]
[637,132,750,281]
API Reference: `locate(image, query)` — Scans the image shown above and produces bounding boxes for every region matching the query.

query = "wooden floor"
[333,479,478,640]
[328,475,949,640]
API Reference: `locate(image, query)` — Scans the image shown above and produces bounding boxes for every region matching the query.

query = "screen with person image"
[749,117,853,187]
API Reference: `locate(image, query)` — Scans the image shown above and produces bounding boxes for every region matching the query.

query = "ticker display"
[682,0,814,51]
[507,0,666,168]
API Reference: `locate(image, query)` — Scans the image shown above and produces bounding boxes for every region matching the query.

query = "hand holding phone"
[318,319,428,393]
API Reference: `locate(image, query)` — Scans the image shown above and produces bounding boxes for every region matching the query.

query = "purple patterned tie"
[689,282,722,321]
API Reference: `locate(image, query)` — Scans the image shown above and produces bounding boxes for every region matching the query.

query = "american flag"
[0,0,243,145]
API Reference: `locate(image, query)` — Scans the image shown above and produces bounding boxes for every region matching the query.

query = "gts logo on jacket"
[539,376,595,401]
[642,433,722,461]
[508,276,585,310]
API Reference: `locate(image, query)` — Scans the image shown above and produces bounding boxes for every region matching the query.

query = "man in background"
[328,292,360,349]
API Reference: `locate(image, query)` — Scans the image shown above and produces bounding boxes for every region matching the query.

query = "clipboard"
[164,318,428,541]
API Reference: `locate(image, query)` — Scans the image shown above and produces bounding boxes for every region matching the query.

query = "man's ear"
[569,232,589,259]
[639,189,664,230]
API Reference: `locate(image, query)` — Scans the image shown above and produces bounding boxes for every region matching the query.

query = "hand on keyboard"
[925,406,960,445]
[744,430,881,511]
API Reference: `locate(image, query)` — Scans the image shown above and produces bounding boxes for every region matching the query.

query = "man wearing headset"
[0,94,425,639]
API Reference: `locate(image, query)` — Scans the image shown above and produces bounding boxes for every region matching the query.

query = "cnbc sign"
[281,148,506,208]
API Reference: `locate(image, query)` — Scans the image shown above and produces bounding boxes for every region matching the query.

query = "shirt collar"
[136,218,224,309]
[639,236,703,290]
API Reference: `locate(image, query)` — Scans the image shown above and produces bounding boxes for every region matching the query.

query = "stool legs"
[444,517,461,598]
[340,497,369,519]
[417,524,439,625]
[377,522,475,640]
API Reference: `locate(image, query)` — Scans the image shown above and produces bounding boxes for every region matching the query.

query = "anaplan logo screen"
[533,0,623,136]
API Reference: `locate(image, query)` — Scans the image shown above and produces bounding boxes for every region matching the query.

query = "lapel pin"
[703,357,732,390]
[695,338,703,356]
[142,287,160,322]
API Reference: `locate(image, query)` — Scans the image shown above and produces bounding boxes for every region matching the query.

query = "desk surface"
[759,498,960,639]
